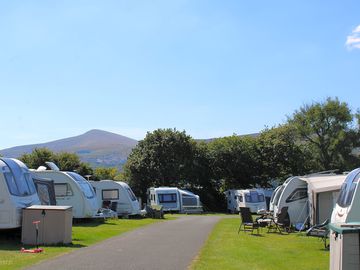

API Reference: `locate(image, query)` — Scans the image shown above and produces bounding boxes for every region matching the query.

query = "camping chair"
[238,207,260,234]
[306,219,330,249]
[268,206,290,234]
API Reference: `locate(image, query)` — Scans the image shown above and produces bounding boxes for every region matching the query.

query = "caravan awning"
[303,175,347,193]
[302,174,347,225]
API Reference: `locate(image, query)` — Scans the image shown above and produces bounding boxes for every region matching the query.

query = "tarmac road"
[25,215,222,270]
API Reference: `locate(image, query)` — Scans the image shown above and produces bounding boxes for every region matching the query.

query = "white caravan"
[225,189,267,213]
[0,158,41,229]
[147,187,203,213]
[274,173,347,226]
[90,180,141,216]
[331,168,360,223]
[31,163,100,218]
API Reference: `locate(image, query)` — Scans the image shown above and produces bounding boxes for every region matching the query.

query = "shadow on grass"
[72,218,106,227]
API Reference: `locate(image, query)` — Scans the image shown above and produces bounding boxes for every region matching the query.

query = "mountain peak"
[0,129,138,169]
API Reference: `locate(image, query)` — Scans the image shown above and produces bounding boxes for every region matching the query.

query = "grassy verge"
[0,217,167,270]
[190,218,329,270]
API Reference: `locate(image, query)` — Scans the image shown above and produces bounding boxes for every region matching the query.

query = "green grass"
[190,218,329,270]
[0,217,167,270]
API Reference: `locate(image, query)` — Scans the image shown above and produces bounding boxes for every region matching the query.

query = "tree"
[20,148,53,169]
[93,167,119,181]
[256,125,314,180]
[185,141,225,211]
[207,135,259,190]
[123,128,196,200]
[288,97,355,170]
[20,148,93,177]
[53,152,93,176]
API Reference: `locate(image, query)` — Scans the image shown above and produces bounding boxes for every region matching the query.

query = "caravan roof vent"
[37,166,47,171]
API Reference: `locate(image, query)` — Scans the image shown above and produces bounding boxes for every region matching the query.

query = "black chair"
[110,202,118,212]
[306,219,330,249]
[238,207,260,234]
[268,206,290,234]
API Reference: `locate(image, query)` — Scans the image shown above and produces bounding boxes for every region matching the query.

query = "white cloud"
[346,24,360,50]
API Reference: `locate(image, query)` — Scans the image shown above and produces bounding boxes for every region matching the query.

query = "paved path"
[26,216,221,270]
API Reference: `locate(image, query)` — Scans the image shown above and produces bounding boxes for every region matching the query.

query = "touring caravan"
[147,187,203,213]
[331,168,360,223]
[274,173,347,226]
[31,163,100,218]
[225,189,267,213]
[0,158,41,229]
[90,180,141,216]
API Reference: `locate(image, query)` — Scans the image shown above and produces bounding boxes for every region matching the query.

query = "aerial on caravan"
[273,172,347,227]
[147,187,203,213]
[90,180,141,216]
[31,162,100,218]
[0,158,41,229]
[225,189,267,213]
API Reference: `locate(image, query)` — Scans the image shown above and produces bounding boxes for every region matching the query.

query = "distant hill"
[0,129,138,169]
[0,130,264,170]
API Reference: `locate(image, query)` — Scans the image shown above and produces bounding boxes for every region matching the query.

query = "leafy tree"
[53,152,93,176]
[20,148,93,177]
[288,97,356,170]
[255,125,314,181]
[124,128,196,200]
[185,141,225,211]
[20,148,53,169]
[93,167,119,180]
[207,135,258,190]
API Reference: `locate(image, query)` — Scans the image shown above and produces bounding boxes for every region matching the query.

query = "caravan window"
[4,172,19,196]
[337,170,360,208]
[127,188,137,201]
[245,191,265,203]
[67,172,95,199]
[239,195,243,202]
[24,173,36,195]
[158,193,177,203]
[285,188,308,203]
[54,183,73,197]
[182,194,197,206]
[4,171,36,197]
[102,189,119,200]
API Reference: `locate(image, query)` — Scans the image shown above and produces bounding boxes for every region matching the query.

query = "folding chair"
[268,206,290,234]
[238,207,260,234]
[306,219,330,249]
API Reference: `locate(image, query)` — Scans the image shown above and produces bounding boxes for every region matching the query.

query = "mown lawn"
[191,217,329,270]
[0,217,165,270]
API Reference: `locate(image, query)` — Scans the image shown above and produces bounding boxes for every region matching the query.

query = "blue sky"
[0,1,359,149]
